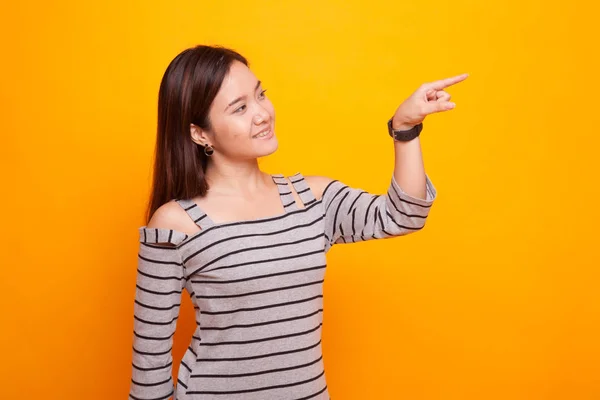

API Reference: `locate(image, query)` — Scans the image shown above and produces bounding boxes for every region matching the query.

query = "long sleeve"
[322,173,437,251]
[129,228,186,400]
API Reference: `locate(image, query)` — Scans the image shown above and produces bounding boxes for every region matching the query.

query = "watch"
[387,118,423,142]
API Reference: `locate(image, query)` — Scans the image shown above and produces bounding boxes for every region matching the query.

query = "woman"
[129,44,467,400]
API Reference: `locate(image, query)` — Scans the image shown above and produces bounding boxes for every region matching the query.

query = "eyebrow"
[225,80,262,111]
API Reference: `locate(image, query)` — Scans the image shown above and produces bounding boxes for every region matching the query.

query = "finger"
[426,90,450,102]
[425,89,438,101]
[423,101,456,114]
[435,91,451,102]
[426,73,469,90]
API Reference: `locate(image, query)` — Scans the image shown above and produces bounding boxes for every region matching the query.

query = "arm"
[130,206,188,400]
[310,73,467,251]
[318,133,436,249]
[130,240,183,400]
[319,169,436,250]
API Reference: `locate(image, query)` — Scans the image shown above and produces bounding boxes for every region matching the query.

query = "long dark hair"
[145,45,248,223]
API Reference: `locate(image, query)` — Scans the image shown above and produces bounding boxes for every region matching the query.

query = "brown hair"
[145,45,248,223]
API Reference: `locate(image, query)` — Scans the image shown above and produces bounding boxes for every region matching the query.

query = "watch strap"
[388,118,423,142]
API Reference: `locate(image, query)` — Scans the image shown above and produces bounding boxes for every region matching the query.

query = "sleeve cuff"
[139,226,189,246]
[390,173,437,207]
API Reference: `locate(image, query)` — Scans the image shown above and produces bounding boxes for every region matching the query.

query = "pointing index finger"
[427,73,469,90]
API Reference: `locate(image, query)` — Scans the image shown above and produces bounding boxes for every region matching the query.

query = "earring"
[204,143,214,156]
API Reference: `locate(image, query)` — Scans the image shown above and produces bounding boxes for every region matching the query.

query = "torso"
[170,172,331,399]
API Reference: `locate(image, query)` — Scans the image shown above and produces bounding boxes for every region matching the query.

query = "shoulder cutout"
[139,200,202,246]
[303,175,335,201]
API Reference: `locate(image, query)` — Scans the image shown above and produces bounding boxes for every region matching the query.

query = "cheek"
[217,115,252,143]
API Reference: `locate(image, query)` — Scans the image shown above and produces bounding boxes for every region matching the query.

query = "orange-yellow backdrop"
[1,0,599,399]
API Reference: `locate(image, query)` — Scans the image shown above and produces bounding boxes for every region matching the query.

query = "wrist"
[388,117,423,142]
[391,117,414,131]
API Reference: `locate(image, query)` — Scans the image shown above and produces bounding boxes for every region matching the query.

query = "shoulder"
[302,175,337,201]
[147,200,198,234]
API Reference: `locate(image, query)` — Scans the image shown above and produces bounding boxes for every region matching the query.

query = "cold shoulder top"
[129,172,437,400]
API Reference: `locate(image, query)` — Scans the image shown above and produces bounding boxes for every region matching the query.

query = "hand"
[392,73,469,131]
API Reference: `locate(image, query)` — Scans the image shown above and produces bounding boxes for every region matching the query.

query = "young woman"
[129,44,467,400]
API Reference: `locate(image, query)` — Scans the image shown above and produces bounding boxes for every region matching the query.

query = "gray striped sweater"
[129,172,437,400]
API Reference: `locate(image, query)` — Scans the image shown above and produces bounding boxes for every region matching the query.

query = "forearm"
[392,135,428,201]
[388,72,467,200]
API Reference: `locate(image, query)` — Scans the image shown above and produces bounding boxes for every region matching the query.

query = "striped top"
[129,172,437,400]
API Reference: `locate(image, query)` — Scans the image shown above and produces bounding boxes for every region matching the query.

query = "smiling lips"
[253,126,272,139]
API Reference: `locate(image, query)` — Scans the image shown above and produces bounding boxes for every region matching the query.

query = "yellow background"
[1,0,599,398]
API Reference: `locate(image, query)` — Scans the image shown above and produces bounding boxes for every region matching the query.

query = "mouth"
[252,126,273,139]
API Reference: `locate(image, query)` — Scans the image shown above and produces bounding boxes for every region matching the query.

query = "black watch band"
[387,118,423,142]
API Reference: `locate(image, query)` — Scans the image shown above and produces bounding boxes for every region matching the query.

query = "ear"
[190,123,211,146]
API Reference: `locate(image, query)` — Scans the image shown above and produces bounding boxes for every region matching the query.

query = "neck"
[204,158,270,196]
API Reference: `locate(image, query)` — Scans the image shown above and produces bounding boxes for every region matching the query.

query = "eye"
[258,89,267,99]
[234,104,246,113]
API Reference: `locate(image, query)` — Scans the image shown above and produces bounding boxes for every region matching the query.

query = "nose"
[253,106,270,125]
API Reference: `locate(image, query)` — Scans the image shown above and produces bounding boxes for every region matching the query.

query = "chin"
[255,136,279,157]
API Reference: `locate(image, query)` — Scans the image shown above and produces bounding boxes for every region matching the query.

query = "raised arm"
[389,73,467,201]
[320,173,437,250]
[310,73,467,251]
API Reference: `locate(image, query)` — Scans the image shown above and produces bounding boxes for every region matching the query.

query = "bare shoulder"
[147,200,199,235]
[303,175,336,201]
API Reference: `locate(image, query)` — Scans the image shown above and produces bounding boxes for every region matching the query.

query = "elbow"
[383,210,430,236]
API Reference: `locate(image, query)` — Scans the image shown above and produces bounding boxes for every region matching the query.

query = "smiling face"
[191,60,278,161]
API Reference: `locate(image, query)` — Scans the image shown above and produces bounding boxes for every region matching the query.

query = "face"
[191,60,277,160]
